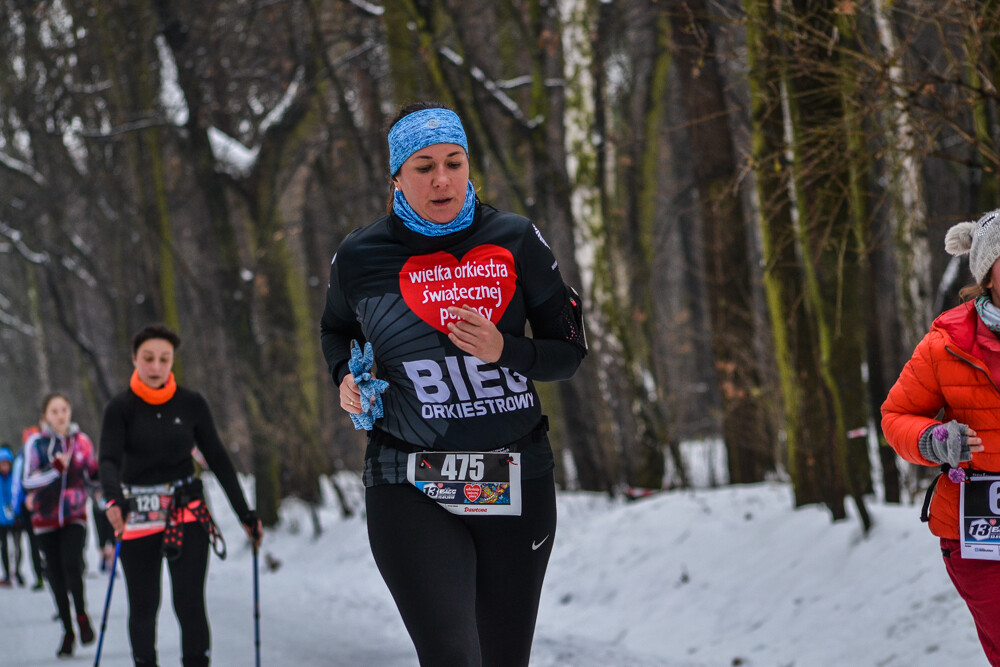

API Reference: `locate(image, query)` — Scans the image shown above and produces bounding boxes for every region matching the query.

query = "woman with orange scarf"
[99,323,262,667]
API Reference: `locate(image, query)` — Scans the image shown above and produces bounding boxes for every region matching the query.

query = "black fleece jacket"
[99,386,251,523]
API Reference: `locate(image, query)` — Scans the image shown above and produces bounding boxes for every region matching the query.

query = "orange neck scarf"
[130,369,177,405]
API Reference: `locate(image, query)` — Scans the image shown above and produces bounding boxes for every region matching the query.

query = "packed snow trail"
[1,474,989,666]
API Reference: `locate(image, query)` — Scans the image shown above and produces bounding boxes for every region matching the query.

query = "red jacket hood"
[930,300,978,353]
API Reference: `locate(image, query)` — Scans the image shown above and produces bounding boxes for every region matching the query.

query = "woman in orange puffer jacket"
[883,209,1000,667]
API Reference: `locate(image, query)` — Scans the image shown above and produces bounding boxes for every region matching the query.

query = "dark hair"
[40,392,71,416]
[385,101,454,213]
[131,323,181,355]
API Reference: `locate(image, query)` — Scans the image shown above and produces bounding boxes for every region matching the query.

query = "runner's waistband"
[122,475,199,498]
[369,415,549,455]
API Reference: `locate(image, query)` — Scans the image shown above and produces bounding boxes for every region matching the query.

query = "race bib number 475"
[407,451,522,516]
[960,473,1000,560]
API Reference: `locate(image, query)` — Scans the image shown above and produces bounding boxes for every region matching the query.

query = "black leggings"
[120,523,211,667]
[366,472,557,667]
[36,524,88,634]
[21,506,45,583]
[0,524,22,579]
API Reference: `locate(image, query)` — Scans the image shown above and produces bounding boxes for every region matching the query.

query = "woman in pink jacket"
[22,392,99,658]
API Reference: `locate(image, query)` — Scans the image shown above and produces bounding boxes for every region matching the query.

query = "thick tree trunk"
[667,0,775,484]
[745,0,822,506]
[783,1,871,528]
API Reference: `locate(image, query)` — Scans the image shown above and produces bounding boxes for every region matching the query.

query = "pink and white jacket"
[22,424,98,533]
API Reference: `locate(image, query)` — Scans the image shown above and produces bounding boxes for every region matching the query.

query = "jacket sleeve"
[320,249,364,387]
[191,393,252,522]
[495,223,587,382]
[497,285,586,381]
[21,436,59,490]
[99,397,128,504]
[78,433,99,489]
[881,330,944,467]
[11,455,24,510]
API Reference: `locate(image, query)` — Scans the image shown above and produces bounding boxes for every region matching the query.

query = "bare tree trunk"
[552,0,622,492]
[781,1,870,528]
[667,0,775,484]
[745,0,817,503]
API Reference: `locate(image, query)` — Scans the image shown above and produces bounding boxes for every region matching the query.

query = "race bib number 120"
[123,483,175,534]
[407,451,522,516]
[960,472,1000,560]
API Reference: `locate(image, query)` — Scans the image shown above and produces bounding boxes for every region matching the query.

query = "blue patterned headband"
[388,108,469,176]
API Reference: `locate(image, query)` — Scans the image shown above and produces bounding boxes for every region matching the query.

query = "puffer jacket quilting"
[882,300,1000,540]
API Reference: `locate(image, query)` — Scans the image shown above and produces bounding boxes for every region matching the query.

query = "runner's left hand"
[243,514,263,550]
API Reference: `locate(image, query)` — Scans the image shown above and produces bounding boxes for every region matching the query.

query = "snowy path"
[1,476,990,666]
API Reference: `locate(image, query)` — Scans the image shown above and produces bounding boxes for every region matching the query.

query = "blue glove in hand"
[347,340,390,431]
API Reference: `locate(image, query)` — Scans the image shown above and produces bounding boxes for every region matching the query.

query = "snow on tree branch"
[0,222,48,264]
[209,65,306,177]
[0,151,46,186]
[438,47,541,129]
[60,254,97,289]
[0,291,35,336]
[346,0,384,16]
[260,66,306,134]
[0,221,96,288]
[208,127,260,177]
[156,34,190,127]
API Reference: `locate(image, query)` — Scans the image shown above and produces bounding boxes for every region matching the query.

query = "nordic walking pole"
[94,537,122,667]
[253,538,261,667]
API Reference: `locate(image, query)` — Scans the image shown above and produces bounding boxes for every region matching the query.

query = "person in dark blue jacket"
[12,443,45,590]
[0,444,23,587]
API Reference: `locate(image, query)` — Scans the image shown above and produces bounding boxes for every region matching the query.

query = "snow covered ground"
[0,474,989,666]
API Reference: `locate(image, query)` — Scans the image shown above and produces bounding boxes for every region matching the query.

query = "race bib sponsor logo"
[968,517,1000,541]
[423,483,458,500]
[400,245,517,333]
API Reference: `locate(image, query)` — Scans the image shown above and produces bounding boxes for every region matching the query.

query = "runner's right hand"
[106,504,125,536]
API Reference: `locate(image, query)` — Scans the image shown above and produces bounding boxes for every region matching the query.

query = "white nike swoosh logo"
[531,535,550,551]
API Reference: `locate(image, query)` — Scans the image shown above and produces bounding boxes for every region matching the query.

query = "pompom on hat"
[945,209,1000,285]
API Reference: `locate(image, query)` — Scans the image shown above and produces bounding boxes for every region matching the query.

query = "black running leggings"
[21,506,45,584]
[0,524,22,580]
[366,472,557,667]
[120,523,210,667]
[36,523,88,634]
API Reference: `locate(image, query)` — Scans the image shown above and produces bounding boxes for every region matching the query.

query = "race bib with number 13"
[960,472,1000,560]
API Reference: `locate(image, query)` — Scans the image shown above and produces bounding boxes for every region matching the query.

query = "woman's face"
[43,397,72,435]
[393,142,469,224]
[133,338,175,388]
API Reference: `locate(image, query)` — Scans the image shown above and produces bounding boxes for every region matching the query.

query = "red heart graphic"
[160,495,173,510]
[400,245,517,334]
[991,519,998,526]
[464,484,482,503]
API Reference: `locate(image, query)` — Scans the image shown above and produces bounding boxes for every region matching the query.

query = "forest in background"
[0,0,997,529]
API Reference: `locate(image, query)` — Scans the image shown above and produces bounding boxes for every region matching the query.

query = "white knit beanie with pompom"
[945,209,1000,285]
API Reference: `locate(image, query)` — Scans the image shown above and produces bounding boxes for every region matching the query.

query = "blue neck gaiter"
[393,180,477,237]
